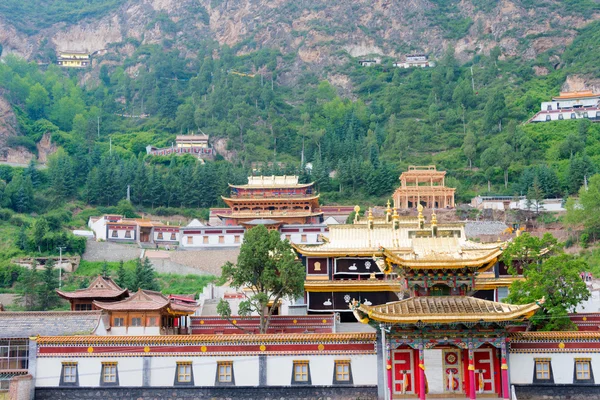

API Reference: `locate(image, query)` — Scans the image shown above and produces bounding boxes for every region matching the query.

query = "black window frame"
[100,362,119,387]
[573,359,595,384]
[60,363,79,387]
[215,361,235,386]
[291,360,311,385]
[533,358,554,384]
[174,361,194,386]
[333,360,353,385]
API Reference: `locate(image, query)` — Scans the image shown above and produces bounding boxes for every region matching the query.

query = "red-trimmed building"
[218,176,323,226]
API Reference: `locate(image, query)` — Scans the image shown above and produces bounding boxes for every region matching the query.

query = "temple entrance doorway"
[139,227,152,243]
[474,348,496,394]
[392,349,415,395]
[442,348,463,394]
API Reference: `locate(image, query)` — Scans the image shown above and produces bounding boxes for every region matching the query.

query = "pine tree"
[37,259,60,310]
[17,225,28,251]
[131,258,159,291]
[115,260,130,289]
[16,263,40,310]
[101,261,110,278]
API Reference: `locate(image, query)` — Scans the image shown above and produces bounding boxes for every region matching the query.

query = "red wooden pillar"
[418,344,426,400]
[468,343,476,400]
[386,344,393,399]
[500,342,510,400]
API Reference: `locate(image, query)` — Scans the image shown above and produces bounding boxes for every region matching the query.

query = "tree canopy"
[217,225,305,333]
[503,233,589,330]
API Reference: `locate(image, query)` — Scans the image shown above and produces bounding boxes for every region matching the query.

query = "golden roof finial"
[368,207,373,220]
[353,205,360,224]
[386,199,391,212]
[431,209,437,226]
[392,208,399,219]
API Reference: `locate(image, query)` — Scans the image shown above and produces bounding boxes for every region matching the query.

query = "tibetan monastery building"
[218,175,323,226]
[393,165,455,209]
[529,90,600,123]
[294,204,538,399]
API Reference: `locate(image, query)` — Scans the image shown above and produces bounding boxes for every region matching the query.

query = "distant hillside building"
[393,165,456,209]
[394,54,434,68]
[146,133,215,159]
[358,59,379,67]
[57,51,90,68]
[88,215,180,245]
[529,90,600,122]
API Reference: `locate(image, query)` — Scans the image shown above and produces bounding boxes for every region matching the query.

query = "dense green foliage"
[503,233,590,330]
[4,19,600,210]
[217,225,305,333]
[565,174,600,242]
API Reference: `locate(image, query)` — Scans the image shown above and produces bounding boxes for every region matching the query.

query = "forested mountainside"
[0,0,598,248]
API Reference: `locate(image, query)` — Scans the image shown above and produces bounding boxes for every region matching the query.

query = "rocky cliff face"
[0,0,598,82]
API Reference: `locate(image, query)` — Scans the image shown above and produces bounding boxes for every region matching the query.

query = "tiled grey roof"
[464,221,508,238]
[0,311,103,338]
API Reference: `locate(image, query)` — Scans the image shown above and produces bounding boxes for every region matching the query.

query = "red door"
[474,348,495,393]
[392,349,414,394]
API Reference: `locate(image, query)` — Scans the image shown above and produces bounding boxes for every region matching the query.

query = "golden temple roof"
[351,296,541,324]
[293,223,504,270]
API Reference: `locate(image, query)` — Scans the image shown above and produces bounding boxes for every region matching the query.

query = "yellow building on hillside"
[57,51,90,68]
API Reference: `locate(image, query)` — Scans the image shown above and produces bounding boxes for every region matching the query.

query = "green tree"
[217,225,305,333]
[501,232,559,270]
[526,177,544,214]
[32,217,49,252]
[462,131,477,169]
[101,261,110,278]
[131,257,160,292]
[484,92,507,132]
[498,143,513,188]
[116,199,138,218]
[506,254,589,330]
[26,82,50,119]
[116,260,130,289]
[565,174,600,240]
[37,259,61,310]
[16,263,39,310]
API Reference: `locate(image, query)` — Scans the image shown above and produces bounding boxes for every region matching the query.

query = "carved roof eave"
[293,247,502,271]
[291,245,387,258]
[221,194,320,203]
[350,297,542,325]
[228,182,315,189]
[383,248,503,270]
[304,280,401,292]
[56,288,128,300]
[217,211,324,219]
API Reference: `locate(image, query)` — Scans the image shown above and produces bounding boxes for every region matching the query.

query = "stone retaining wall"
[514,384,600,400]
[36,386,377,400]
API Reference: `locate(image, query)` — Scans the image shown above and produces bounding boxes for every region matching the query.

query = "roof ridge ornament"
[417,204,425,229]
